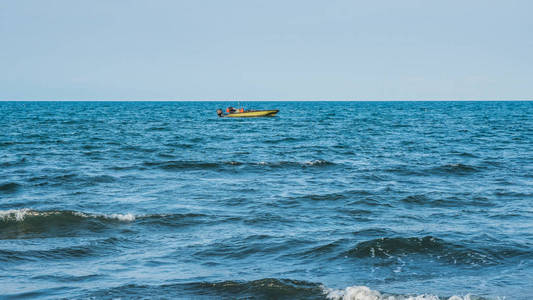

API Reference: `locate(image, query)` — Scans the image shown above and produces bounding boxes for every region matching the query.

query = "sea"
[0,101,532,299]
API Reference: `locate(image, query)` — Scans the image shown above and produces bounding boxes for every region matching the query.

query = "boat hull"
[225,110,279,117]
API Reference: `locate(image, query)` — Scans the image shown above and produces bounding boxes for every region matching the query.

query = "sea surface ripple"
[1,101,532,299]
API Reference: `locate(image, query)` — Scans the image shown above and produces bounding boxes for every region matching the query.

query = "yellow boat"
[217,108,279,118]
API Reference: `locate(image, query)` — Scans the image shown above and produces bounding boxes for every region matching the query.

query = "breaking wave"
[324,285,481,300]
[0,209,215,239]
[0,208,135,224]
[85,279,490,300]
[0,209,135,239]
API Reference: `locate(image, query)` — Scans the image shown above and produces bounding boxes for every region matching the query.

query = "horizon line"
[1,99,532,102]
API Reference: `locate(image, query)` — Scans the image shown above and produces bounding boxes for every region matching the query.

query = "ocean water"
[1,101,532,299]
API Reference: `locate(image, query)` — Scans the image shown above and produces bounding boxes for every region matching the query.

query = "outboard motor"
[216,108,223,117]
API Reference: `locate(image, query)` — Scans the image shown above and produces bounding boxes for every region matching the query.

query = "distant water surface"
[1,101,532,299]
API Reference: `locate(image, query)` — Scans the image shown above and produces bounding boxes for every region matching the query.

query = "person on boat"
[226,107,237,114]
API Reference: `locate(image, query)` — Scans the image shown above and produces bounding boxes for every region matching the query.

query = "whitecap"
[323,285,474,300]
[324,286,382,300]
[0,209,135,222]
[0,208,31,221]
[104,213,136,222]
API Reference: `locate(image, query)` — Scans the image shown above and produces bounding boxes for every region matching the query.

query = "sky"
[1,0,532,100]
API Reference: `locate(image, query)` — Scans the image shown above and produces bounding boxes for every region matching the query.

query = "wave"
[0,182,21,193]
[0,157,27,167]
[2,243,99,262]
[0,237,122,262]
[137,212,210,227]
[0,209,213,239]
[383,165,422,176]
[120,145,157,153]
[192,235,307,259]
[0,209,135,239]
[352,228,397,237]
[427,164,481,175]
[81,144,100,150]
[147,126,170,131]
[141,159,336,171]
[85,279,489,300]
[304,159,335,166]
[86,278,323,299]
[257,160,335,168]
[163,142,194,148]
[294,239,349,259]
[263,136,304,144]
[452,152,479,158]
[400,194,495,207]
[89,175,116,183]
[346,236,449,258]
[344,236,529,266]
[0,209,221,225]
[0,141,16,147]
[324,285,479,300]
[293,192,348,201]
[157,152,177,159]
[0,208,135,224]
[143,160,221,170]
[27,173,117,187]
[288,189,372,202]
[385,163,482,177]
[286,229,398,260]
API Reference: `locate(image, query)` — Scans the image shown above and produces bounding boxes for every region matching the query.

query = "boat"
[217,107,279,118]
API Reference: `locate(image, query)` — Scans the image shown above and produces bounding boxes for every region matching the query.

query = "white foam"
[0,209,135,222]
[0,208,34,221]
[324,286,382,300]
[105,213,136,222]
[305,160,330,166]
[323,285,474,300]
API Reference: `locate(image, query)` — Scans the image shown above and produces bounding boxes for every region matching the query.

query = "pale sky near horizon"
[1,0,532,100]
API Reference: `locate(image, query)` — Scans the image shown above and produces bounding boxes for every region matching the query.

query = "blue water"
[1,101,532,299]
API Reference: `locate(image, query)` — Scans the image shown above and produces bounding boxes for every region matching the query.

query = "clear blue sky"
[1,0,532,100]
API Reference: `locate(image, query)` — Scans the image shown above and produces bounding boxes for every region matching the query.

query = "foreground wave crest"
[85,278,488,300]
[325,285,479,300]
[0,208,135,223]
